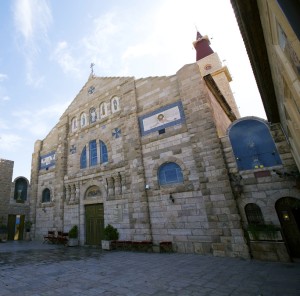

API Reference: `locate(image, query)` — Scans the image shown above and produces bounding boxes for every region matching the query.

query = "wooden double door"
[85,204,104,245]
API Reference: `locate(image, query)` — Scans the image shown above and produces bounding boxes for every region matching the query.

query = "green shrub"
[103,224,119,240]
[69,225,78,238]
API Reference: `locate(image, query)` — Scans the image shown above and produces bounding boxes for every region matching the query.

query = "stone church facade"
[29,32,300,260]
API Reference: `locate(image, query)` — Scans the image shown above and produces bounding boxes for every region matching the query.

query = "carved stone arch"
[80,179,107,202]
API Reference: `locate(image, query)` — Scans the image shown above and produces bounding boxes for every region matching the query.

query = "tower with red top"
[193,30,240,120]
[193,31,214,61]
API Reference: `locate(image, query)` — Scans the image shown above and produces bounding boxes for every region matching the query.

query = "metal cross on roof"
[90,63,95,75]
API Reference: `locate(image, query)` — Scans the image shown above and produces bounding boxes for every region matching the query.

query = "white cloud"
[0,119,9,130]
[52,41,81,77]
[1,96,11,102]
[13,0,52,87]
[0,73,8,82]
[80,13,119,71]
[12,101,70,137]
[0,133,22,151]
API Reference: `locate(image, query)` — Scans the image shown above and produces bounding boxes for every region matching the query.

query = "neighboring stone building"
[0,158,30,240]
[230,0,300,171]
[30,32,300,261]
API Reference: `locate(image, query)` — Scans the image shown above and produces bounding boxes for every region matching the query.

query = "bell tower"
[193,31,240,118]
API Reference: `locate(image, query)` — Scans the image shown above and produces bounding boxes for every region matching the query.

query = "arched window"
[81,113,86,127]
[100,140,108,163]
[89,140,97,166]
[229,118,282,170]
[42,188,51,203]
[80,146,87,169]
[111,96,120,113]
[100,103,107,118]
[71,117,77,131]
[89,107,97,124]
[245,203,264,225]
[14,178,28,202]
[158,162,183,185]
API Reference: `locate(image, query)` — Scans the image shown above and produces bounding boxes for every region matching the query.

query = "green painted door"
[85,204,104,245]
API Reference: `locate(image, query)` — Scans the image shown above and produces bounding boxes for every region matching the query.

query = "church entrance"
[85,204,104,245]
[7,214,25,240]
[275,197,300,258]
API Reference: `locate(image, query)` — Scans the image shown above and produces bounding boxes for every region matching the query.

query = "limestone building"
[230,0,300,171]
[0,158,30,240]
[30,32,300,261]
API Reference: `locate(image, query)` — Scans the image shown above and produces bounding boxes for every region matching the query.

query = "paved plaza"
[0,241,300,296]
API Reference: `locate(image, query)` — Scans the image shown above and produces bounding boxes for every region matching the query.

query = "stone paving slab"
[0,241,300,295]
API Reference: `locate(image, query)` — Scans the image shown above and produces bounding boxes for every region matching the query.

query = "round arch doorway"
[84,185,105,246]
[275,197,300,258]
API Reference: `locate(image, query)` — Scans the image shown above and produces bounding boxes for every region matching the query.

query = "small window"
[245,203,264,225]
[158,162,183,185]
[42,188,51,203]
[89,140,97,166]
[81,113,86,127]
[14,178,28,202]
[111,96,120,113]
[89,107,97,124]
[100,140,108,163]
[100,103,107,118]
[71,117,77,131]
[80,146,87,169]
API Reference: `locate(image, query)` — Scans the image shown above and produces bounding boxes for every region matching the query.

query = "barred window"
[245,203,264,225]
[42,188,51,203]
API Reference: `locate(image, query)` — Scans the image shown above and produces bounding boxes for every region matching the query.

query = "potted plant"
[24,220,33,241]
[0,223,8,242]
[101,224,119,250]
[68,225,78,247]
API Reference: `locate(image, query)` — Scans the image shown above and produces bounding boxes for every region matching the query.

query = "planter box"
[68,238,78,247]
[247,230,282,241]
[0,233,7,242]
[101,240,116,250]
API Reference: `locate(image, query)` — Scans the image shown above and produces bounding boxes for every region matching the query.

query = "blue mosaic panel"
[229,119,282,171]
[70,145,76,154]
[40,151,56,170]
[139,101,185,136]
[112,128,121,139]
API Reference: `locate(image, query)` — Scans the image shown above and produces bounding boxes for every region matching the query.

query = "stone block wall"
[0,159,14,223]
[30,62,250,258]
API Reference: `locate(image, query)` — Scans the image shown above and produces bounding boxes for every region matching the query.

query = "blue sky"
[0,0,266,180]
